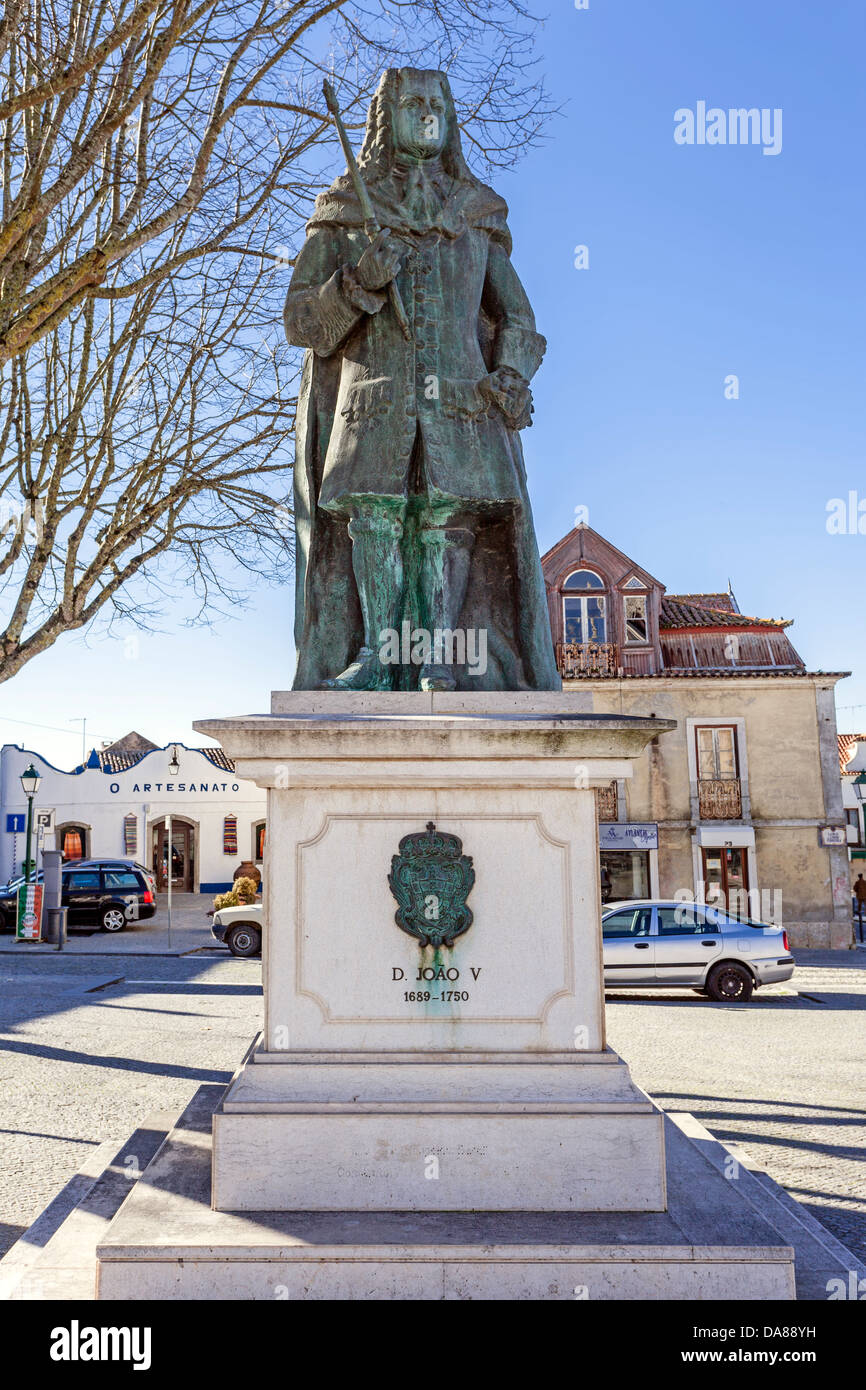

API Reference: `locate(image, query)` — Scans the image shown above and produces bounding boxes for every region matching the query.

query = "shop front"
[0,739,266,893]
[598,822,659,904]
[152,817,196,892]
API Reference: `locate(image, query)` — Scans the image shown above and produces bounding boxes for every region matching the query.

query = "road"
[607,949,866,1261]
[0,891,217,956]
[0,945,863,1268]
[0,951,262,1257]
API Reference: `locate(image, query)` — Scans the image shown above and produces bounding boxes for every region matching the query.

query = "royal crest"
[388,822,475,947]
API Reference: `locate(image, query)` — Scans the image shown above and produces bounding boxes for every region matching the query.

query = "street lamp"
[168,746,180,778]
[19,763,41,884]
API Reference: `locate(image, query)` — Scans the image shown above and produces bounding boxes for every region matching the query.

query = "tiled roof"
[660,599,792,630]
[94,744,236,774]
[200,747,236,772]
[102,730,159,754]
[839,733,866,774]
[100,751,148,772]
[667,592,736,612]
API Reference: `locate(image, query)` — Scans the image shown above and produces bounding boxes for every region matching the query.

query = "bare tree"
[0,0,550,683]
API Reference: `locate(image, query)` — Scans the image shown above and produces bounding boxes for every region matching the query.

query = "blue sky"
[2,0,864,768]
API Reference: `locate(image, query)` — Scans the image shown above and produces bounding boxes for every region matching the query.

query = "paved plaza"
[0,942,863,1270]
[607,950,866,1261]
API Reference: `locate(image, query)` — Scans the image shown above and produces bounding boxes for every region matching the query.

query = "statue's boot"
[417,526,474,692]
[324,514,404,691]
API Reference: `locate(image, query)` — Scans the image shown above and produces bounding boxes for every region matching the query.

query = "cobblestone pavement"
[0,948,863,1268]
[0,952,262,1258]
[606,949,866,1261]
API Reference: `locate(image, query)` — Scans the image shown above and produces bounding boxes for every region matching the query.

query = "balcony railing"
[698,778,743,820]
[595,782,618,821]
[556,641,618,679]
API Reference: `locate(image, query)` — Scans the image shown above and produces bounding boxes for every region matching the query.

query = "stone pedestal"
[94,693,796,1299]
[214,1047,666,1213]
[197,694,672,1214]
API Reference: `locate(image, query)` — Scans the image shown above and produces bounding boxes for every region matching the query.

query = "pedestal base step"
[212,1041,667,1213]
[95,1087,798,1301]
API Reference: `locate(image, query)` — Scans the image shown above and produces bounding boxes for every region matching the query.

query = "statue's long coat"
[284,167,560,691]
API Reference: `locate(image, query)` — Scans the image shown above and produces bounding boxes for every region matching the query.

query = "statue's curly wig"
[356,69,476,186]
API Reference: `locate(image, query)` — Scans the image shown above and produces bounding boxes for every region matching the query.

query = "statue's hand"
[479,367,533,430]
[355,228,403,291]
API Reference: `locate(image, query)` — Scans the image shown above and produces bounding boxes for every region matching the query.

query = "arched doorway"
[151,818,195,891]
[56,822,91,862]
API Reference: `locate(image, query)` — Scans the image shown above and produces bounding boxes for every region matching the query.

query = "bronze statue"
[286,67,559,692]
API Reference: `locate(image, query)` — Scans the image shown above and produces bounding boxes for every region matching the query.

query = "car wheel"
[707,962,753,1003]
[102,906,127,933]
[227,925,261,957]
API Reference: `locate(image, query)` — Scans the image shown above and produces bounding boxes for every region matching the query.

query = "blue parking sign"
[6,814,25,833]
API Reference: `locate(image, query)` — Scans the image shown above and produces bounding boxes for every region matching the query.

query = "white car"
[602,899,794,1002]
[211,902,262,957]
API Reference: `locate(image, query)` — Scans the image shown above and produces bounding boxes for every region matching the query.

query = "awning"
[695,825,756,849]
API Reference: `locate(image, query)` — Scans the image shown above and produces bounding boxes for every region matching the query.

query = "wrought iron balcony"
[698,777,743,820]
[556,641,618,679]
[595,782,618,821]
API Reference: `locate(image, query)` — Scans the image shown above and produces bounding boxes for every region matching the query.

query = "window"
[104,871,140,888]
[602,907,652,938]
[696,726,738,780]
[59,825,88,861]
[562,570,606,644]
[66,871,100,890]
[623,594,648,643]
[254,822,266,861]
[657,906,714,936]
[701,847,749,912]
[600,851,650,902]
[563,569,605,591]
[846,809,863,845]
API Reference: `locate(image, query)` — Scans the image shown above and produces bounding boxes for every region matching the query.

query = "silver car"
[602,899,794,1002]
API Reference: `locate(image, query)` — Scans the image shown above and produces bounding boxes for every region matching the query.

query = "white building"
[0,732,266,894]
[840,733,866,880]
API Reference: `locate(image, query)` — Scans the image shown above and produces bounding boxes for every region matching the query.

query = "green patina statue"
[285,67,560,692]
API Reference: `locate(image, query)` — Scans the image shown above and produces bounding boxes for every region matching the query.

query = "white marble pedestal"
[94,693,795,1299]
[201,693,673,1215]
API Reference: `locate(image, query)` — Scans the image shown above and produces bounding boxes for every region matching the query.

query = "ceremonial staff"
[322,79,412,342]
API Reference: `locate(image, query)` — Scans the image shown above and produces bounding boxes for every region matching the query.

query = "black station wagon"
[0,858,157,933]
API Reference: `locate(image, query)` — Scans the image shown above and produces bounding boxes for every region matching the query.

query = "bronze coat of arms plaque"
[388,822,475,948]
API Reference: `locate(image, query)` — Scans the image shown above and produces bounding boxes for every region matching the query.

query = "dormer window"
[562,569,606,644]
[543,528,663,678]
[624,594,648,643]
